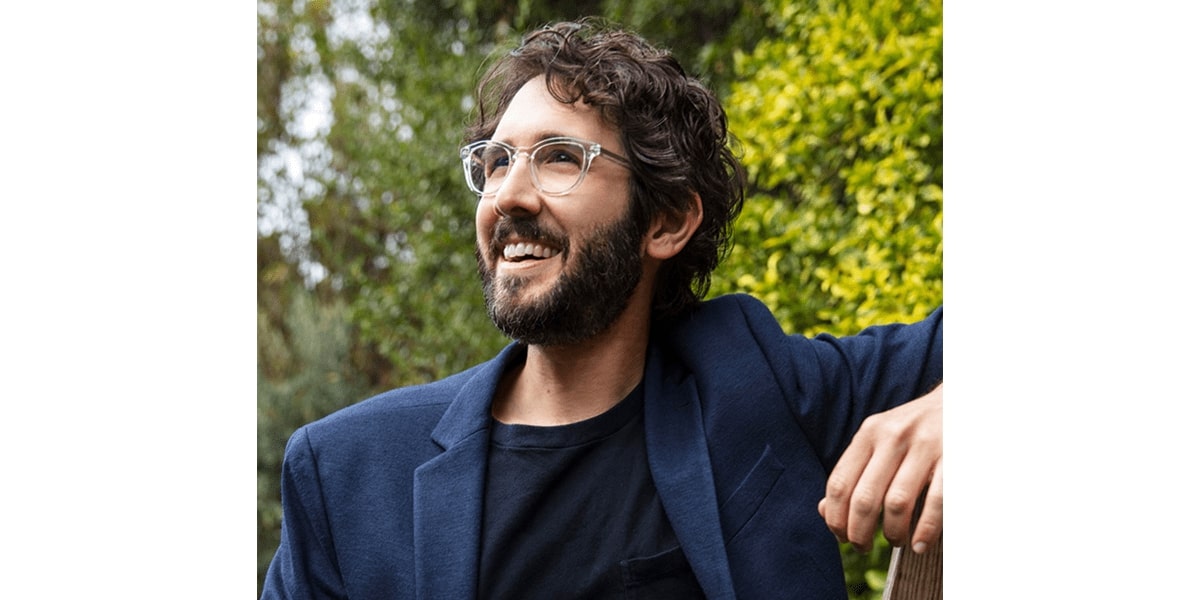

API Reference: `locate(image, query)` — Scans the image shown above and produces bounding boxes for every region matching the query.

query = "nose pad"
[491,154,541,217]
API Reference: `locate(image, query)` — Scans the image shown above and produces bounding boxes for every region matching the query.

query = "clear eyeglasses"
[459,136,631,197]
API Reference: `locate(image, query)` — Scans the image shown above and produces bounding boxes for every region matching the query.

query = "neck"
[492,287,653,427]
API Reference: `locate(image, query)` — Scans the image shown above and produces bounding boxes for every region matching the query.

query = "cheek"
[475,201,494,238]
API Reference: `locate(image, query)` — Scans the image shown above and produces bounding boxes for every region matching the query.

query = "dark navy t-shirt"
[477,383,704,599]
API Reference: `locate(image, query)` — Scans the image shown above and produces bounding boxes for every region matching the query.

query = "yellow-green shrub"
[713,0,943,339]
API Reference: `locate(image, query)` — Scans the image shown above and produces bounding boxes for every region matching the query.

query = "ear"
[645,192,704,261]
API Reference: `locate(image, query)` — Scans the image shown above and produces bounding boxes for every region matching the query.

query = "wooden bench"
[882,534,942,599]
[881,484,941,600]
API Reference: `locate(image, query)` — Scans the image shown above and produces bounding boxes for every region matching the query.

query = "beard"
[476,209,645,346]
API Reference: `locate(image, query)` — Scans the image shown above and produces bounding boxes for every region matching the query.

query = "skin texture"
[473,82,646,347]
[474,76,702,427]
[475,78,636,324]
[475,192,646,347]
[819,383,943,553]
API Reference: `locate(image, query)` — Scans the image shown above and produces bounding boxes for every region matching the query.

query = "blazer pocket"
[718,445,785,543]
[619,544,705,598]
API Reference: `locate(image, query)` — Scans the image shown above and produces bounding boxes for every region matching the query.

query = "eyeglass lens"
[466,140,590,195]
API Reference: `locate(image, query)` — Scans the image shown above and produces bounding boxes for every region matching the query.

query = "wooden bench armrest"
[881,534,942,600]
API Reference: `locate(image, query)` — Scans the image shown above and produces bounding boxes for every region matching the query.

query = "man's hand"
[817,383,943,554]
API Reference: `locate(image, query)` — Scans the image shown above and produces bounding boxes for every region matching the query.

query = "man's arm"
[817,382,942,554]
[262,427,348,599]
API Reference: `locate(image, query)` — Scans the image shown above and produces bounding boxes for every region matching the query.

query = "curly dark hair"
[465,18,746,318]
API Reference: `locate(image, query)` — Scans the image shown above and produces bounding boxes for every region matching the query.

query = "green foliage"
[256,0,771,393]
[713,0,943,596]
[839,529,894,598]
[713,0,943,338]
[602,0,768,97]
[257,293,372,597]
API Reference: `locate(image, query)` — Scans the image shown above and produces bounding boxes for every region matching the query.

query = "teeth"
[503,242,560,260]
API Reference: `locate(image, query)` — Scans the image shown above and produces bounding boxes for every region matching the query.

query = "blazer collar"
[412,341,736,599]
[429,343,525,449]
[413,342,523,598]
[643,341,737,600]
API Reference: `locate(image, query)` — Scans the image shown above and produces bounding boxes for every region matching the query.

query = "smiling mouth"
[502,242,562,262]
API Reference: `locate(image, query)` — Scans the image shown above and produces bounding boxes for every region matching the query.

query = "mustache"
[490,217,570,256]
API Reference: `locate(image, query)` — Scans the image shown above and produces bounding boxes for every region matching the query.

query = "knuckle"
[850,491,879,515]
[825,475,853,499]
[914,430,941,449]
[858,414,889,437]
[884,491,913,516]
[858,413,879,430]
[883,420,912,441]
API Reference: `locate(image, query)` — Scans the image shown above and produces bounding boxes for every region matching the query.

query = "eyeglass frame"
[458,136,632,197]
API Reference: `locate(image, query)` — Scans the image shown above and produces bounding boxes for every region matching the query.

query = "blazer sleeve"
[261,427,349,600]
[785,307,943,472]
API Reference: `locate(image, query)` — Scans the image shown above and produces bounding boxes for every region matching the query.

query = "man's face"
[474,77,645,346]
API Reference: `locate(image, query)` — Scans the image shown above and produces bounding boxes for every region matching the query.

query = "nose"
[490,152,542,217]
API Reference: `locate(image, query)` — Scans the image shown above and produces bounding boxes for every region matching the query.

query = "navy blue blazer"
[262,294,943,599]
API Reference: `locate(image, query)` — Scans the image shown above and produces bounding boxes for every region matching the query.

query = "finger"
[909,459,943,553]
[822,436,875,544]
[879,450,935,547]
[843,441,906,551]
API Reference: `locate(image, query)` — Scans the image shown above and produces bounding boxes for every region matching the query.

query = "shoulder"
[660,293,785,346]
[657,293,799,370]
[653,294,797,394]
[290,361,490,462]
[320,366,479,428]
[686,292,776,324]
[655,294,942,399]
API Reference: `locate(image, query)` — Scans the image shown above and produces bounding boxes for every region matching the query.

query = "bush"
[714,0,943,337]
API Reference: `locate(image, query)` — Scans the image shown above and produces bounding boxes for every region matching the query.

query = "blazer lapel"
[412,344,523,599]
[643,343,736,600]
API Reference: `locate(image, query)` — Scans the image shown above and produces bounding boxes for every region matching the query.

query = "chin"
[477,210,645,346]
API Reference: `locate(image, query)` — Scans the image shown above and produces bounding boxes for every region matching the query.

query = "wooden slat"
[881,534,942,600]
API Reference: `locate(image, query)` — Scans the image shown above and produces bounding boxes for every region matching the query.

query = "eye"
[536,143,584,168]
[547,149,578,164]
[480,146,511,175]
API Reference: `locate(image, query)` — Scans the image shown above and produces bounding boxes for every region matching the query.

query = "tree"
[257,0,767,389]
[257,294,372,595]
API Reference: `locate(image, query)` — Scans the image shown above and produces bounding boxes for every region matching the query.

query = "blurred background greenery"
[257,0,942,596]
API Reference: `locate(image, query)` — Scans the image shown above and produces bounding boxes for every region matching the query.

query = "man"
[262,19,942,599]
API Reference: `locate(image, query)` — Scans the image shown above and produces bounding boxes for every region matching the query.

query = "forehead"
[492,76,619,149]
